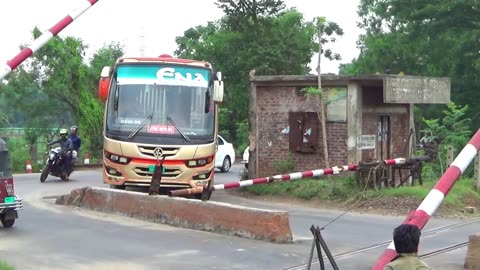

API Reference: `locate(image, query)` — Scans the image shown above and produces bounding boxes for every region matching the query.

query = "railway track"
[281,217,480,270]
[419,241,469,259]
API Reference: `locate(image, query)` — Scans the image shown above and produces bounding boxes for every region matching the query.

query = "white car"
[242,146,249,169]
[215,135,236,172]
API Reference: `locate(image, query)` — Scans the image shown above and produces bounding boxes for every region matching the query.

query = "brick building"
[247,73,450,178]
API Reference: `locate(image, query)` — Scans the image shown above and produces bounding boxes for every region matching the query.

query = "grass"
[0,261,15,270]
[240,174,480,210]
[241,175,359,201]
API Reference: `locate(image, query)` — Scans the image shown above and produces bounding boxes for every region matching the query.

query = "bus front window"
[106,83,215,141]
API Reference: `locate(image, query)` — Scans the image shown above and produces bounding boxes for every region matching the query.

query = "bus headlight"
[104,151,131,164]
[185,157,213,168]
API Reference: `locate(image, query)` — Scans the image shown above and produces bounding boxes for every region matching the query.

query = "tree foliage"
[351,0,480,129]
[175,0,343,149]
[0,27,124,163]
[421,102,472,177]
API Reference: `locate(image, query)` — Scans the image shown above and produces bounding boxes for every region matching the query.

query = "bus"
[97,54,224,200]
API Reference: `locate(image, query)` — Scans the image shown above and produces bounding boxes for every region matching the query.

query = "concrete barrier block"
[465,233,480,269]
[56,187,293,243]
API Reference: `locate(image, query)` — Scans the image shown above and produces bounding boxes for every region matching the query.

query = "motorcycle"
[40,147,74,182]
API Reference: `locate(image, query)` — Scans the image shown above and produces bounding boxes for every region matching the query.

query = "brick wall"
[256,86,348,177]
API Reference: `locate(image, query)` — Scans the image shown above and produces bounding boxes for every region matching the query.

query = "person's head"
[393,224,421,254]
[70,125,78,136]
[59,128,69,140]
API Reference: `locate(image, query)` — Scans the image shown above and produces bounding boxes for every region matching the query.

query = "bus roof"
[116,54,212,68]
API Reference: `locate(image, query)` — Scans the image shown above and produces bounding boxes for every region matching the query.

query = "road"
[0,164,476,269]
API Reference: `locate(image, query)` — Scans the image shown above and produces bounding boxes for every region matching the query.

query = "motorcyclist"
[48,128,74,179]
[68,125,81,163]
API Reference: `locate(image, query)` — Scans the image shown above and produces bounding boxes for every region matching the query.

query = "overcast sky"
[0,0,363,74]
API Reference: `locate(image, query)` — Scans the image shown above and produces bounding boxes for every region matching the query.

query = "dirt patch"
[229,190,476,219]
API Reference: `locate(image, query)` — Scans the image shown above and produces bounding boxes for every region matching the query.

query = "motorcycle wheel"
[40,165,50,182]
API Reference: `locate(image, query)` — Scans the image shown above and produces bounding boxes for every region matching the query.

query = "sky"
[0,0,363,74]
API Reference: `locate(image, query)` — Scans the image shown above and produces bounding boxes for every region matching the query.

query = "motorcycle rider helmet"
[59,128,68,138]
[70,125,78,132]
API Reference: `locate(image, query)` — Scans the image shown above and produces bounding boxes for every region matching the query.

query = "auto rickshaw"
[0,138,23,228]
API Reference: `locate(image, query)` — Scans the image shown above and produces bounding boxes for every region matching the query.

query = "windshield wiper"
[167,116,191,142]
[127,111,154,140]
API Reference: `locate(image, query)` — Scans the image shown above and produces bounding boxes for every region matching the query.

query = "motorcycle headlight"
[49,153,55,159]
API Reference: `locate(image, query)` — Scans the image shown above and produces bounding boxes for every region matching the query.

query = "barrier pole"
[170,157,407,196]
[371,129,480,270]
[0,0,100,80]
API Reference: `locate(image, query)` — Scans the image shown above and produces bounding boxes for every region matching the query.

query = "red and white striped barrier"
[214,164,358,191]
[170,157,407,196]
[214,157,405,190]
[372,129,480,270]
[0,0,100,80]
[25,160,32,173]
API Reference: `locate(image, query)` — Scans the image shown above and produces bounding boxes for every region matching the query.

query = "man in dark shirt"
[384,224,431,270]
[68,125,81,152]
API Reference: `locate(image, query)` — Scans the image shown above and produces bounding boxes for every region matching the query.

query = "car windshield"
[106,64,214,139]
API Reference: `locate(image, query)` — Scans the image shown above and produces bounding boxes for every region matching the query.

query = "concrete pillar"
[248,71,258,179]
[465,233,480,269]
[347,82,362,164]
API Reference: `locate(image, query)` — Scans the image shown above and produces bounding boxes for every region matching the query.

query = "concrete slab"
[55,187,293,243]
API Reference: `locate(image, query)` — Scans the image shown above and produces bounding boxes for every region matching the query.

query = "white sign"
[357,135,376,150]
[156,68,208,87]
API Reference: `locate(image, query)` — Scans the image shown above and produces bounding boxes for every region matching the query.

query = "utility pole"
[318,21,329,168]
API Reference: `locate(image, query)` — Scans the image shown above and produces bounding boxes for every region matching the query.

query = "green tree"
[29,27,89,121]
[175,1,343,148]
[352,0,480,129]
[80,42,124,158]
[421,102,472,176]
[2,28,124,160]
[86,42,124,95]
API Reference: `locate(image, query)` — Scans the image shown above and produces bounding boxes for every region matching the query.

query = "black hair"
[393,224,421,253]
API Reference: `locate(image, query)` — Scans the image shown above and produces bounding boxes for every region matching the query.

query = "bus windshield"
[106,64,215,140]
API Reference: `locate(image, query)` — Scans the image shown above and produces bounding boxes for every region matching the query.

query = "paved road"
[0,164,476,269]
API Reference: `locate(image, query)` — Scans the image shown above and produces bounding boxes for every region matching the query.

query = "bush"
[6,137,29,173]
[421,102,472,177]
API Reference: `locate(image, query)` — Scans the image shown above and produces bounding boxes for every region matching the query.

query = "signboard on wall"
[327,88,347,122]
[383,75,451,104]
[357,135,376,150]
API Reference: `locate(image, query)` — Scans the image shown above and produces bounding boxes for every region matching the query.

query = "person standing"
[384,224,431,270]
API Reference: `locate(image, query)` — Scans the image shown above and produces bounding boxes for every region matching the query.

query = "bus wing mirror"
[213,72,224,104]
[98,66,111,102]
